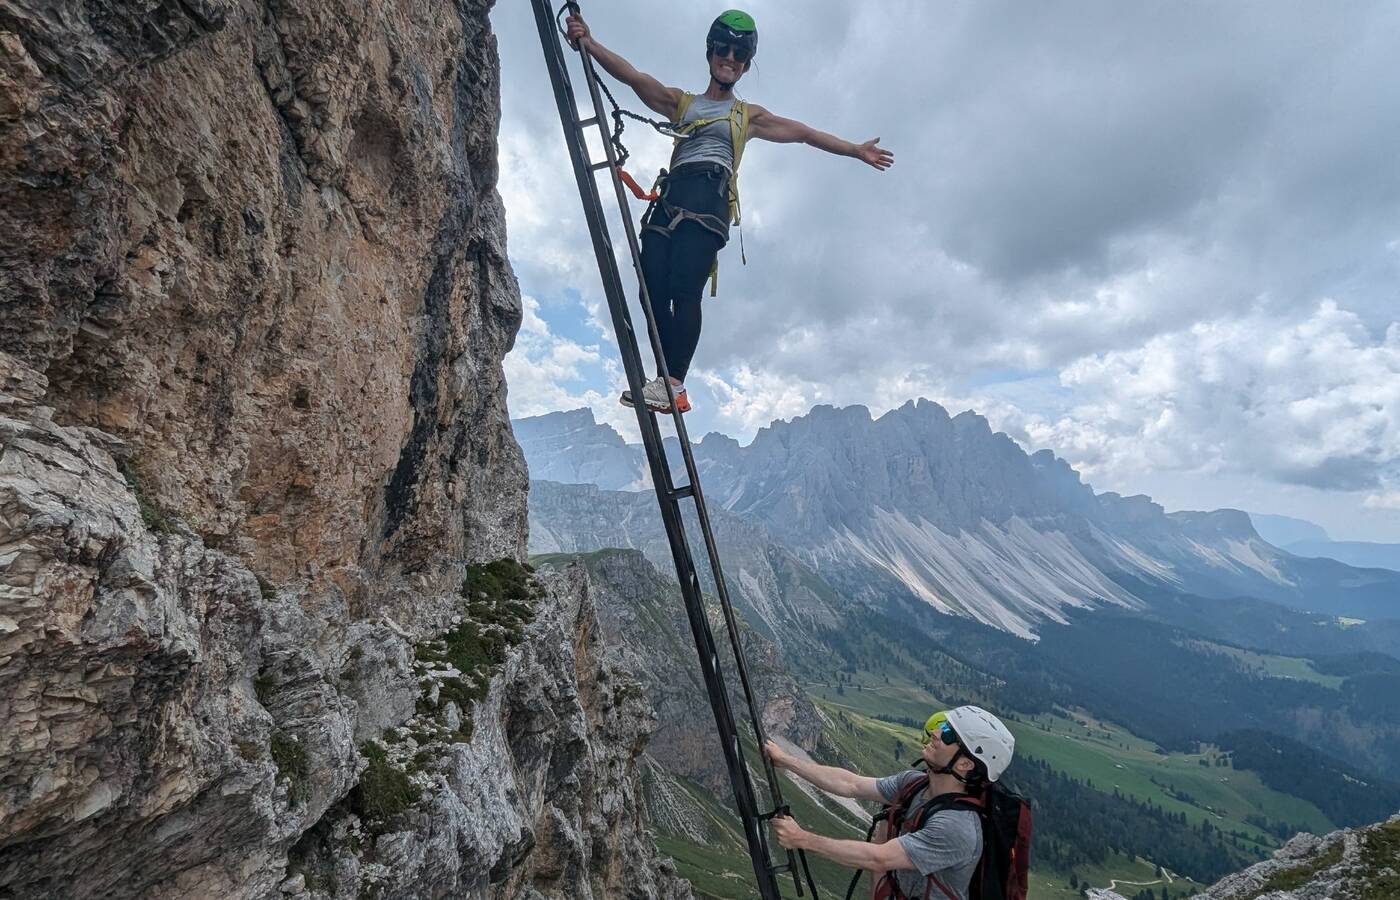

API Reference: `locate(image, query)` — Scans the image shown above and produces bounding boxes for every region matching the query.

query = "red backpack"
[846,774,1032,900]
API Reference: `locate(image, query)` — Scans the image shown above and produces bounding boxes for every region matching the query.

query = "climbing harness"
[668,91,750,295]
[533,3,818,898]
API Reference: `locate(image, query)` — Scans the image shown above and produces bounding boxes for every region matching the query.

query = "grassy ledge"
[413,559,541,741]
[342,559,542,841]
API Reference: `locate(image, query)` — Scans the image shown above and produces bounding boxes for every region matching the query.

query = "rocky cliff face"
[1,2,683,897]
[1089,814,1399,900]
[3,0,524,592]
[547,549,824,792]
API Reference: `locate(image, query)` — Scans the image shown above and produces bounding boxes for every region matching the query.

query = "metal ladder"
[530,3,819,898]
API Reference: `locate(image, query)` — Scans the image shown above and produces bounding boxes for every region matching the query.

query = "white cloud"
[506,296,646,441]
[692,365,821,436]
[1363,491,1400,511]
[505,295,605,413]
[494,1,1400,538]
[1017,302,1400,490]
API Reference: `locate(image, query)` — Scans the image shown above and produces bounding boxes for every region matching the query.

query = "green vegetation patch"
[1184,640,1345,689]
[270,731,311,804]
[253,671,276,706]
[1244,838,1343,899]
[1357,819,1400,898]
[350,741,421,827]
[118,460,176,534]
[414,559,540,730]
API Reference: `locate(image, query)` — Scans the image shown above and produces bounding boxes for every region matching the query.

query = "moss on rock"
[1357,819,1400,898]
[349,741,420,828]
[117,461,176,535]
[270,731,310,804]
[413,559,540,729]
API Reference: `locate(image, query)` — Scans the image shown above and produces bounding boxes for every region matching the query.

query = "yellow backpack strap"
[672,91,696,149]
[727,100,749,225]
[713,100,750,295]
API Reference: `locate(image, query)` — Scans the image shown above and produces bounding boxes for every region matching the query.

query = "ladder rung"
[668,484,695,500]
[589,159,612,172]
[577,115,599,128]
[768,863,793,875]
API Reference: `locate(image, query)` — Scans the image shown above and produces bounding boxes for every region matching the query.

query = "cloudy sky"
[493,1,1400,542]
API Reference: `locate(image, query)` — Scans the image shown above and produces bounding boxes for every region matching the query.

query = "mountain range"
[1249,512,1400,573]
[520,402,1400,898]
[518,402,1400,637]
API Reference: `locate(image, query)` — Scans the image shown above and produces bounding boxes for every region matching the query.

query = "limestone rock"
[545,548,823,799]
[2,0,526,604]
[0,0,685,894]
[518,400,1400,637]
[1190,814,1400,900]
[0,343,690,900]
[0,350,372,897]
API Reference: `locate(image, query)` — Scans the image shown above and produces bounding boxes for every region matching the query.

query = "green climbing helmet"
[707,10,758,61]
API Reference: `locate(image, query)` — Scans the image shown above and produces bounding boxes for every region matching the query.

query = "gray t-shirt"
[671,95,737,171]
[875,771,982,900]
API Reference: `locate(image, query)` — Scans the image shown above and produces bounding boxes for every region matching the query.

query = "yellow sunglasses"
[921,711,959,747]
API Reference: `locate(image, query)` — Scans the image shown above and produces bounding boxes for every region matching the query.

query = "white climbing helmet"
[945,705,1015,782]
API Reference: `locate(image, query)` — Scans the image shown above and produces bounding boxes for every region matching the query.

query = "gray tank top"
[672,95,737,171]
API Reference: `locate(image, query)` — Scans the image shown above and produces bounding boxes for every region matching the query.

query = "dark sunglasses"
[710,41,753,64]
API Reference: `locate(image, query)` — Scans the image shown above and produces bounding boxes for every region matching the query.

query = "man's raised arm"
[765,739,886,803]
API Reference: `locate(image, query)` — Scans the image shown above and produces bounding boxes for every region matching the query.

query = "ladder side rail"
[567,27,795,831]
[529,5,784,898]
[570,44,679,399]
[565,22,809,893]
[531,12,650,408]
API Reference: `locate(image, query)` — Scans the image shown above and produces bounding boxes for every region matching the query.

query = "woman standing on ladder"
[565,10,894,414]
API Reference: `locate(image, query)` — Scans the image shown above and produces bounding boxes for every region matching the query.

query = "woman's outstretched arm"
[565,14,681,118]
[748,105,894,170]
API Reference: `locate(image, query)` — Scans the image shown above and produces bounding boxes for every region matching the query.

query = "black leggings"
[640,165,729,383]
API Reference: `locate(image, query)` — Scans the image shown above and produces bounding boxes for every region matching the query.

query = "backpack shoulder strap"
[674,90,696,123]
[728,99,750,225]
[892,775,931,815]
[732,100,750,153]
[908,791,977,830]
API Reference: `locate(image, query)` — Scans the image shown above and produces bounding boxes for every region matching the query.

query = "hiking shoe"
[621,376,691,413]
